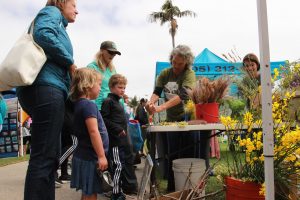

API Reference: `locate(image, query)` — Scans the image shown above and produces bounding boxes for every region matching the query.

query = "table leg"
[150,131,157,196]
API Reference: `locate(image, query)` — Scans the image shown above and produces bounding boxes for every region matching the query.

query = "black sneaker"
[59,174,71,182]
[55,178,63,188]
[110,192,126,200]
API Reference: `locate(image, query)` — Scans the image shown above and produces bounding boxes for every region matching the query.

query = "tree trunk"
[170,19,177,48]
[171,34,175,48]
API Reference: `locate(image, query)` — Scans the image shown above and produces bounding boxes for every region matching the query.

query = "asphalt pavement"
[0,159,146,200]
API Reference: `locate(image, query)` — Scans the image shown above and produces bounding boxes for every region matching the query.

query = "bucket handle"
[199,109,219,119]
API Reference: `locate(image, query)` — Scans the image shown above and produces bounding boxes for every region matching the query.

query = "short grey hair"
[46,0,67,6]
[169,45,194,69]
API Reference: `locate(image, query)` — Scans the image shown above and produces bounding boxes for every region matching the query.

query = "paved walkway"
[0,160,146,200]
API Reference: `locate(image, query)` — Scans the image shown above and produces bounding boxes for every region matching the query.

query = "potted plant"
[219,72,300,199]
[188,77,230,123]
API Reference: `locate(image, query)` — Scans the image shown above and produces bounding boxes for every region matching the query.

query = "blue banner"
[155,61,286,96]
[156,61,286,76]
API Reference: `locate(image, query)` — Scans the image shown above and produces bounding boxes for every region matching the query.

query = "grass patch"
[0,155,29,167]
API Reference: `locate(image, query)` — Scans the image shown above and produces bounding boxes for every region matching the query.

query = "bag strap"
[27,20,35,35]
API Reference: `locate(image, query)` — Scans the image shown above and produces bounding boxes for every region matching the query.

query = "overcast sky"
[1,0,299,99]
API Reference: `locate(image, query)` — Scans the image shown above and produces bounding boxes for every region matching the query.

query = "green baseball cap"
[100,41,121,55]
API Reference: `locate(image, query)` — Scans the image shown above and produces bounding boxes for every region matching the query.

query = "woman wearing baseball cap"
[87,41,121,110]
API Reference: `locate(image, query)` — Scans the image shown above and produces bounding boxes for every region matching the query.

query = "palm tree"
[149,0,197,48]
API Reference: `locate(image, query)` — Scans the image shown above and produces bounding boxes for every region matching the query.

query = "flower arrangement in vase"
[188,77,230,123]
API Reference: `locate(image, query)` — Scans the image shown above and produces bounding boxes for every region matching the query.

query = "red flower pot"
[225,177,265,200]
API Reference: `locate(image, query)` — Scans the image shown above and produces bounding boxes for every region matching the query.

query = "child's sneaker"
[111,192,126,200]
[59,174,71,183]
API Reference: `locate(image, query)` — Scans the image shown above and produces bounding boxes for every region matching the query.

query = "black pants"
[18,85,65,200]
[59,99,77,176]
[109,146,125,194]
[120,130,138,192]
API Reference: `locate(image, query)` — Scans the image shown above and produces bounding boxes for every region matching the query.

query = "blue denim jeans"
[17,85,65,200]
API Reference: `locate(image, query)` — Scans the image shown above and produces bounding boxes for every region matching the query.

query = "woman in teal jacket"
[16,1,78,199]
[0,94,7,132]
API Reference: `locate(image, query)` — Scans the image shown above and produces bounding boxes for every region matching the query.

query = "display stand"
[0,98,20,158]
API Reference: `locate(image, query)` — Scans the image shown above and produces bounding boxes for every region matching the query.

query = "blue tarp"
[194,48,227,63]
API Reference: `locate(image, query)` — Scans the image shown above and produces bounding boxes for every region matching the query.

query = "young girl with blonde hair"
[70,68,109,200]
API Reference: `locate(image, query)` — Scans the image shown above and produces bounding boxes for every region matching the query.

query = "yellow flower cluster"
[220,89,300,196]
[159,121,188,128]
[259,183,266,196]
[220,116,237,130]
[184,100,196,119]
[237,131,263,163]
[243,112,253,126]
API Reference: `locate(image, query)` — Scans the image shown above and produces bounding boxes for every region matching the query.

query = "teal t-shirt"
[87,61,117,110]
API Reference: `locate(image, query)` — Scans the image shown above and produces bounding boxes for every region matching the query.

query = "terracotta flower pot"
[225,177,264,200]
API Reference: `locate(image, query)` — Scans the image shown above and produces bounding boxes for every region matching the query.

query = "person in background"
[16,1,78,199]
[0,94,7,133]
[21,117,32,156]
[122,94,138,194]
[123,94,134,121]
[87,40,121,111]
[146,45,204,192]
[135,98,149,143]
[55,99,78,186]
[239,53,261,111]
[242,53,260,81]
[101,74,129,200]
[70,68,109,200]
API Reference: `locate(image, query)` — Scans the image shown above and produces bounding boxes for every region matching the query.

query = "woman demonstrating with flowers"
[146,45,203,191]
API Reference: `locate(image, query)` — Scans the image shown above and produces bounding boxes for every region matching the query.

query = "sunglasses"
[107,50,117,56]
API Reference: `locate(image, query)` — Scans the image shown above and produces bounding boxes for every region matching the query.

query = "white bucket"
[172,158,206,194]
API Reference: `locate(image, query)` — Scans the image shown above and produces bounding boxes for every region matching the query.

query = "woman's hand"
[118,130,127,137]
[97,156,108,171]
[145,102,156,115]
[69,64,77,79]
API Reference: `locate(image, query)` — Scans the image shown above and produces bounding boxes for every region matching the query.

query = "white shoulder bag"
[0,21,47,91]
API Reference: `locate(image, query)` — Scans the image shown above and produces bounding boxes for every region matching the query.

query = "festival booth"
[148,48,286,195]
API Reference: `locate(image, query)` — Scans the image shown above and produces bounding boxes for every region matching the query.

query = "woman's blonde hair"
[70,68,102,101]
[95,49,115,72]
[108,74,127,89]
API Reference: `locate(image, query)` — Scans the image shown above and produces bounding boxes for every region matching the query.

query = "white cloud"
[0,0,300,98]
